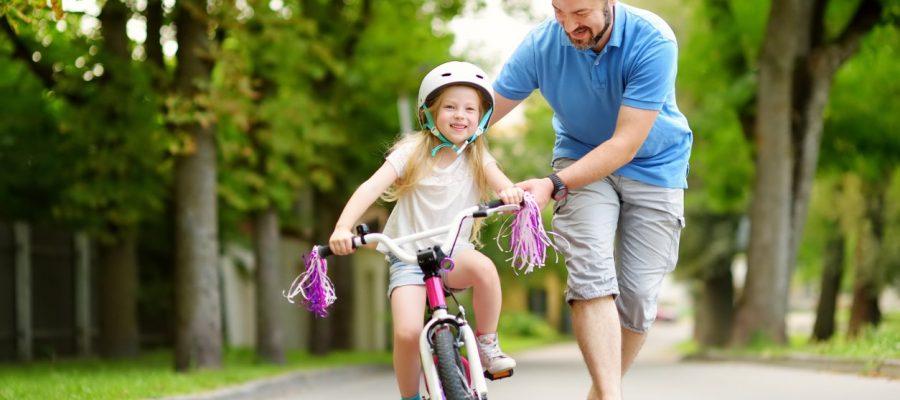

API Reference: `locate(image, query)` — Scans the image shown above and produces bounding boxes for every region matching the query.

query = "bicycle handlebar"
[316,200,519,263]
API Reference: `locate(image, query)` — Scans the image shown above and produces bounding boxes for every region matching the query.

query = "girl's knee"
[394,326,420,345]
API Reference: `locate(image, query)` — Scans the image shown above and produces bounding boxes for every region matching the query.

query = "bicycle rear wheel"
[432,324,473,400]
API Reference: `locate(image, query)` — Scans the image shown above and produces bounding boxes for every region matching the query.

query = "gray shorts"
[552,158,685,332]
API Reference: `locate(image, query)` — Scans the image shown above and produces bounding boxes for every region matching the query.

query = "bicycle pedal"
[483,368,514,381]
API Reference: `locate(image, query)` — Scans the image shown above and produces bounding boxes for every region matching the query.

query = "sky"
[449,0,552,76]
[449,0,553,129]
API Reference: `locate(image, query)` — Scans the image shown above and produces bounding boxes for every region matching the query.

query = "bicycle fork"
[418,246,487,400]
[420,308,488,400]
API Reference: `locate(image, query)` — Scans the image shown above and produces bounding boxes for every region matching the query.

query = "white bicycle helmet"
[416,61,494,156]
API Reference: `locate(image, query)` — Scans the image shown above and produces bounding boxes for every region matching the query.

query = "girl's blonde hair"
[381,85,494,244]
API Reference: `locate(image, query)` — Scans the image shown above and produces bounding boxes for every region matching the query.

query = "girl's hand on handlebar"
[329,228,356,256]
[498,186,525,206]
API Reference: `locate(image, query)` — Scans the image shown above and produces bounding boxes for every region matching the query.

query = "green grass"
[682,312,900,361]
[0,312,564,400]
[791,314,900,359]
[0,348,392,400]
[497,311,570,353]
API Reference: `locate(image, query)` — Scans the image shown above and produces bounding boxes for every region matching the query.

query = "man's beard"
[568,4,612,50]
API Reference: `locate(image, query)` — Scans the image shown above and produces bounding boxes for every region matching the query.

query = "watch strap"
[548,173,565,199]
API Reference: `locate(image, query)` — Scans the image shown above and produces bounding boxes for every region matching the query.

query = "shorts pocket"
[666,216,685,272]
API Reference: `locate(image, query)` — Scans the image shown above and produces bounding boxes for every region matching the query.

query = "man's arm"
[518,105,658,209]
[489,91,524,126]
[556,105,657,189]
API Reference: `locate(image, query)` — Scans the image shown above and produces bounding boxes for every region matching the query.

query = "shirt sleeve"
[385,142,413,177]
[622,37,678,111]
[493,30,539,101]
[482,149,497,167]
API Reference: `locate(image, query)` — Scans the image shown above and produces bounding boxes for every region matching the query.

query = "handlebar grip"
[316,245,333,258]
[485,199,504,209]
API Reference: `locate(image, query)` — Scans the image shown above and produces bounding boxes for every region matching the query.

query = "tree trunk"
[145,0,165,72]
[694,268,735,348]
[848,184,886,337]
[98,231,140,358]
[308,191,355,354]
[732,0,881,347]
[99,0,129,57]
[731,0,802,347]
[788,0,882,289]
[95,0,141,360]
[811,226,844,341]
[254,206,285,364]
[173,0,221,371]
[847,281,881,338]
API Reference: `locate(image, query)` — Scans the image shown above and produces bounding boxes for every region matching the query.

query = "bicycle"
[303,199,520,400]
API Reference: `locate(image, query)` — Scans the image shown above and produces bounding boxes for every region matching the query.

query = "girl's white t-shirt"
[378,142,496,257]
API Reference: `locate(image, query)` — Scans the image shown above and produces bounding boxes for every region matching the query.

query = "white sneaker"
[476,333,516,373]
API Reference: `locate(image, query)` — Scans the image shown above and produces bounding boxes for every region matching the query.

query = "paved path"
[251,320,900,399]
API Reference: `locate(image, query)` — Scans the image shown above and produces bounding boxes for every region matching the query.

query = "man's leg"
[550,160,623,400]
[614,176,685,374]
[573,296,622,400]
[585,325,646,399]
[620,327,646,374]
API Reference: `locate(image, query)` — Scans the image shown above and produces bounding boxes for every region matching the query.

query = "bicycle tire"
[432,325,473,400]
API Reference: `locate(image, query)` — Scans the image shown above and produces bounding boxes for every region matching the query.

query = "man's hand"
[516,177,555,210]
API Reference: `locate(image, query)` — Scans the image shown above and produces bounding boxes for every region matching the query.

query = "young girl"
[328,61,523,400]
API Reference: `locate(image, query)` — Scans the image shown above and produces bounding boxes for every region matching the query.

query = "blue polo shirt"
[494,3,692,189]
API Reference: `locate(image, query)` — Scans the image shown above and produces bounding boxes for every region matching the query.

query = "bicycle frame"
[317,200,518,400]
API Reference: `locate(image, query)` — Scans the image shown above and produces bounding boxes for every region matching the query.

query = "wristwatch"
[547,173,569,201]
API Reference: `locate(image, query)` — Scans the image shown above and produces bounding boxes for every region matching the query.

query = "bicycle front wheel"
[432,324,473,400]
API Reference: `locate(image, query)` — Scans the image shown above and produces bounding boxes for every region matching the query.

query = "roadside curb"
[686,351,900,379]
[153,364,392,400]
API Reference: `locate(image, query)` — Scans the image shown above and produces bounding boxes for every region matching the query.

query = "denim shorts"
[385,255,462,298]
[552,158,685,332]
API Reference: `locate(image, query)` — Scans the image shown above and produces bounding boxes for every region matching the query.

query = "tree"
[214,0,331,364]
[2,1,167,358]
[171,0,222,371]
[732,0,888,346]
[673,0,756,348]
[817,23,900,337]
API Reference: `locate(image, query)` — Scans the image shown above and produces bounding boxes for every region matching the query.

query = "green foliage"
[821,24,900,181]
[489,95,557,183]
[53,62,168,242]
[0,42,67,221]
[795,23,900,288]
[0,5,168,240]
[678,0,757,215]
[1,0,63,28]
[214,1,474,244]
[214,5,327,218]
[498,311,558,338]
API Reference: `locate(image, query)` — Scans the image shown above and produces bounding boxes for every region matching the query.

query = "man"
[490,1,691,399]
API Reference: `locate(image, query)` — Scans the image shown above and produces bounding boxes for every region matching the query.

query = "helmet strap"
[454,107,494,155]
[421,107,458,157]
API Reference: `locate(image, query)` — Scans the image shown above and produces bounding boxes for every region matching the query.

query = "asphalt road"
[260,320,900,400]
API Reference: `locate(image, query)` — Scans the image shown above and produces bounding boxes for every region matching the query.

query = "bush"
[499,312,558,338]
